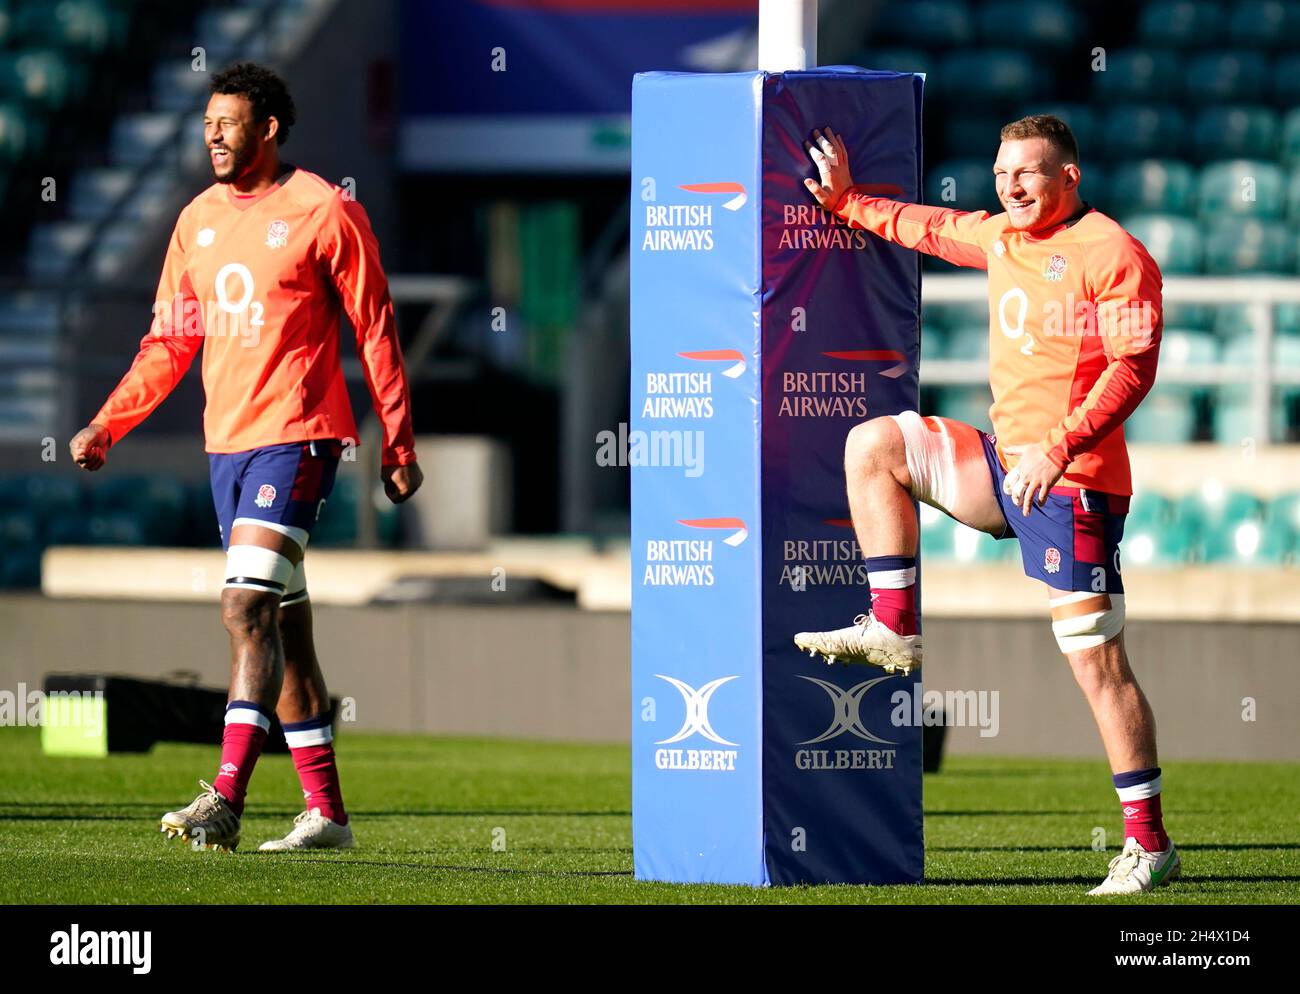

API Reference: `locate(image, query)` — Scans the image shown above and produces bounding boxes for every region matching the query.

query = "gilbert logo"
[678,181,747,211]
[794,674,898,771]
[50,925,151,974]
[653,674,739,771]
[678,348,746,378]
[678,517,748,547]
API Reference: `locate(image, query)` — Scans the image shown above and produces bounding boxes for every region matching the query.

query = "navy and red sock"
[213,700,271,818]
[865,554,918,637]
[1113,766,1170,852]
[283,713,347,825]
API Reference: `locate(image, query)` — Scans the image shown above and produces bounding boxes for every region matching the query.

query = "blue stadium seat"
[937,51,1045,102]
[1192,107,1278,162]
[1092,49,1180,103]
[1185,51,1270,104]
[13,0,124,53]
[90,475,189,545]
[1275,55,1300,108]
[977,1,1080,48]
[1227,0,1300,48]
[1197,160,1284,220]
[0,542,42,588]
[1123,214,1202,274]
[1137,1,1224,48]
[875,0,974,47]
[1101,105,1188,160]
[1109,160,1197,215]
[109,113,179,168]
[925,158,999,213]
[1201,218,1292,274]
[26,222,94,279]
[943,115,1004,159]
[67,167,134,223]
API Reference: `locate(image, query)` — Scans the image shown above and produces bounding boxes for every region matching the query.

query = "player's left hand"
[1001,443,1064,516]
[382,461,423,504]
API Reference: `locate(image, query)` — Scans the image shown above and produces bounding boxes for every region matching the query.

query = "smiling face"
[993,136,1081,233]
[203,92,276,185]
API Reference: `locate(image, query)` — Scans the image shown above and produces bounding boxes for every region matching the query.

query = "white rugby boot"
[258,808,355,851]
[793,613,921,675]
[1087,836,1181,895]
[160,779,241,852]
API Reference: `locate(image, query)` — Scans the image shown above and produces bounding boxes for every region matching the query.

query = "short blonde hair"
[1000,114,1079,166]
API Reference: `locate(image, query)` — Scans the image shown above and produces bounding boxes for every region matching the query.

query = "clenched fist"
[69,424,112,472]
[381,461,423,504]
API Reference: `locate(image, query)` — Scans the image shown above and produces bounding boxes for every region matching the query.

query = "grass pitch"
[1,728,1295,904]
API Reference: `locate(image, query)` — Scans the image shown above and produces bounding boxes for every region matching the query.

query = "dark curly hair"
[210,62,297,145]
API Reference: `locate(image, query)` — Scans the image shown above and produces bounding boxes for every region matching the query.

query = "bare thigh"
[898,414,1007,537]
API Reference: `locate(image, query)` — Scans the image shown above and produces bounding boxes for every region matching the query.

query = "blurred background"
[0,0,1295,760]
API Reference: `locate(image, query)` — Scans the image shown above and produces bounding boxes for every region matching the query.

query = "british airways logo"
[642,518,747,586]
[640,181,748,252]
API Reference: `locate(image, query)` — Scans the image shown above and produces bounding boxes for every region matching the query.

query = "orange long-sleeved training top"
[834,188,1162,495]
[93,167,417,466]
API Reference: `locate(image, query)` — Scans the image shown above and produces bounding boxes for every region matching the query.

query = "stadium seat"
[1192,107,1279,163]
[1197,160,1284,220]
[920,325,947,363]
[1101,105,1188,160]
[25,221,94,279]
[67,167,134,223]
[925,158,999,213]
[1109,160,1196,215]
[1282,110,1300,167]
[1209,385,1289,442]
[1124,385,1200,443]
[151,58,215,113]
[1127,491,1175,529]
[1185,51,1270,104]
[1017,104,1100,153]
[875,0,974,47]
[932,386,993,431]
[926,299,989,330]
[936,50,1046,103]
[0,474,84,523]
[1227,0,1300,49]
[13,0,123,54]
[1122,515,1197,566]
[1275,56,1300,109]
[1092,49,1180,103]
[1137,1,1224,48]
[109,113,179,168]
[943,115,1004,159]
[0,100,38,164]
[944,325,988,360]
[1201,218,1292,274]
[0,541,42,588]
[1162,301,1216,330]
[0,48,85,109]
[1286,165,1300,221]
[1161,329,1218,366]
[852,48,934,78]
[90,475,189,545]
[1123,214,1202,274]
[977,1,1080,48]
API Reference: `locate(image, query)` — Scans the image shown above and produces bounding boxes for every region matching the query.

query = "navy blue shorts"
[209,439,343,551]
[980,432,1127,594]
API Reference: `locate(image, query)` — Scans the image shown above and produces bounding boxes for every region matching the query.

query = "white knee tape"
[232,517,309,553]
[1051,592,1126,652]
[889,410,957,510]
[224,545,296,596]
[281,560,308,607]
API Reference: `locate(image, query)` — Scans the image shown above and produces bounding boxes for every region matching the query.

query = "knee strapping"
[224,545,296,597]
[1050,592,1125,652]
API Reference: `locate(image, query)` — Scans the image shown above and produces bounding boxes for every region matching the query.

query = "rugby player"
[68,63,422,852]
[794,116,1177,895]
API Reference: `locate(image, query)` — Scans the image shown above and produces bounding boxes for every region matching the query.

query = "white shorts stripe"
[232,517,310,552]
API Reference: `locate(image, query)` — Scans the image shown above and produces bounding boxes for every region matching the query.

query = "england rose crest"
[1044,547,1062,574]
[265,219,289,249]
[1044,253,1067,282]
[255,483,277,508]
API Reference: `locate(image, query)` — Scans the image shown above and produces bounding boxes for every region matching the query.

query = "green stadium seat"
[876,0,974,47]
[1286,166,1300,221]
[0,541,42,588]
[1201,218,1292,274]
[310,477,399,549]
[1193,108,1278,163]
[1123,214,1202,274]
[90,475,189,545]
[1201,517,1274,564]
[1109,160,1196,215]
[1161,329,1219,366]
[925,158,999,213]
[943,115,1004,159]
[0,48,85,109]
[1197,160,1284,220]
[920,325,947,363]
[0,475,84,533]
[1017,103,1100,152]
[1123,385,1199,443]
[1208,385,1289,442]
[0,508,40,546]
[1258,492,1300,563]
[1228,0,1300,49]
[978,1,1079,47]
[933,386,993,431]
[1282,110,1300,166]
[1185,51,1270,104]
[852,48,934,78]
[1092,50,1180,103]
[926,300,989,330]
[919,503,955,560]
[1102,106,1188,160]
[1121,516,1197,566]
[13,0,121,53]
[1138,1,1223,48]
[0,101,38,164]
[937,51,1046,102]
[1127,491,1175,529]
[1275,56,1300,109]
[944,325,988,360]
[1162,301,1217,330]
